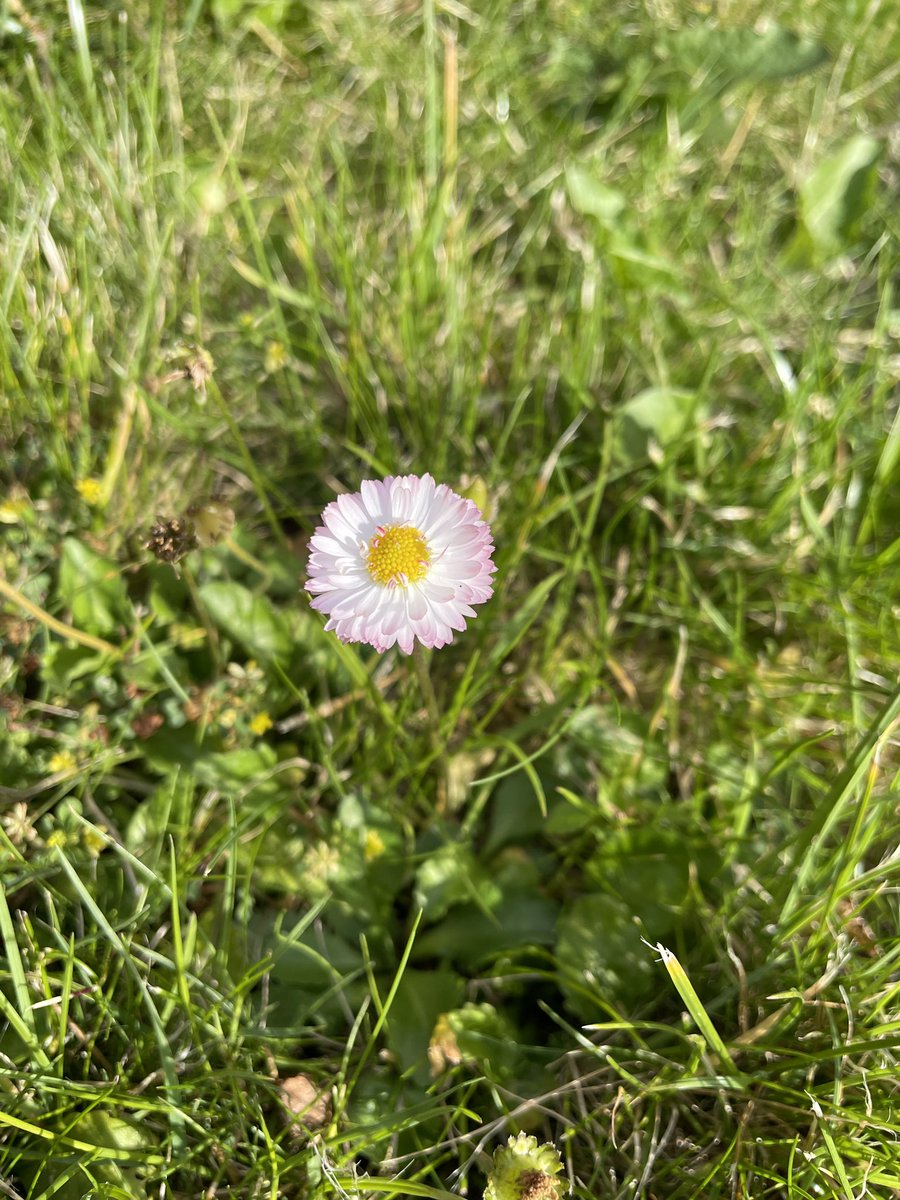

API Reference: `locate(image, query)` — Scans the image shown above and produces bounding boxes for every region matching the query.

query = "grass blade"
[649,941,738,1076]
[54,848,187,1155]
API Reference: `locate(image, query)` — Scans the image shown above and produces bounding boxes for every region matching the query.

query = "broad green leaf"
[565,164,626,225]
[58,537,128,635]
[544,790,598,836]
[67,1111,155,1156]
[585,826,704,934]
[259,913,361,991]
[141,726,218,776]
[799,135,880,256]
[125,783,177,861]
[343,1072,434,1152]
[193,745,279,791]
[147,564,189,624]
[211,0,290,33]
[141,735,279,798]
[556,892,657,1019]
[555,708,668,808]
[385,969,464,1078]
[415,843,501,920]
[670,24,828,84]
[565,705,647,761]
[41,643,107,690]
[414,891,559,965]
[614,387,700,463]
[199,580,292,660]
[484,773,549,856]
[39,1110,159,1199]
[238,909,365,1032]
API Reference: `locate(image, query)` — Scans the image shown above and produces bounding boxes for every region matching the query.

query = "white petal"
[406,587,428,621]
[322,507,358,543]
[360,479,388,518]
[330,586,379,619]
[335,492,367,529]
[389,482,414,523]
[379,595,409,637]
[422,579,456,604]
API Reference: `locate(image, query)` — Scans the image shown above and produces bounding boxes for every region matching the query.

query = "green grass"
[1,1,899,1197]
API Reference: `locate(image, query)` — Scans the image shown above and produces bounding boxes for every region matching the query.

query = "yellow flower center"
[366,524,430,586]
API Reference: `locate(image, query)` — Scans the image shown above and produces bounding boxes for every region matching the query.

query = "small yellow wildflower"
[249,711,273,737]
[0,490,30,523]
[265,340,288,373]
[82,825,108,857]
[48,750,77,774]
[76,478,104,505]
[172,624,206,649]
[46,829,70,849]
[364,829,386,862]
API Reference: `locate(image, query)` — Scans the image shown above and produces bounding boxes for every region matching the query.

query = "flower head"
[249,711,273,737]
[48,750,78,774]
[1,802,39,847]
[305,474,495,655]
[76,478,103,506]
[484,1132,568,1200]
[144,516,199,564]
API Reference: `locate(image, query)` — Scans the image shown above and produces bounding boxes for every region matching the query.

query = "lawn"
[1,1,899,1197]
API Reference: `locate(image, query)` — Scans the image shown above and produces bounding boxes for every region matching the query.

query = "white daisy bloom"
[305,473,496,654]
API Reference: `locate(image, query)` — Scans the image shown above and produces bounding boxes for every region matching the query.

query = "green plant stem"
[0,574,116,655]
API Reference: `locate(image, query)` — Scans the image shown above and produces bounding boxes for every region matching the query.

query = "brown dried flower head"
[145,516,199,564]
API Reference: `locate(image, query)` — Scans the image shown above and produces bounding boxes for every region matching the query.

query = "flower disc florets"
[366,525,430,586]
[305,474,495,654]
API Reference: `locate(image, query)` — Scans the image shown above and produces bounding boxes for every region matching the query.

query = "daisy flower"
[305,473,495,654]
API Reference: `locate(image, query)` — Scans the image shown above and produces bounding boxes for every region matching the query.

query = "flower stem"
[412,643,440,728]
[0,575,116,656]
[412,644,449,808]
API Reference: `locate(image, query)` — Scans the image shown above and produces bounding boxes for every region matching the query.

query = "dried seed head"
[186,348,214,393]
[144,516,199,564]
